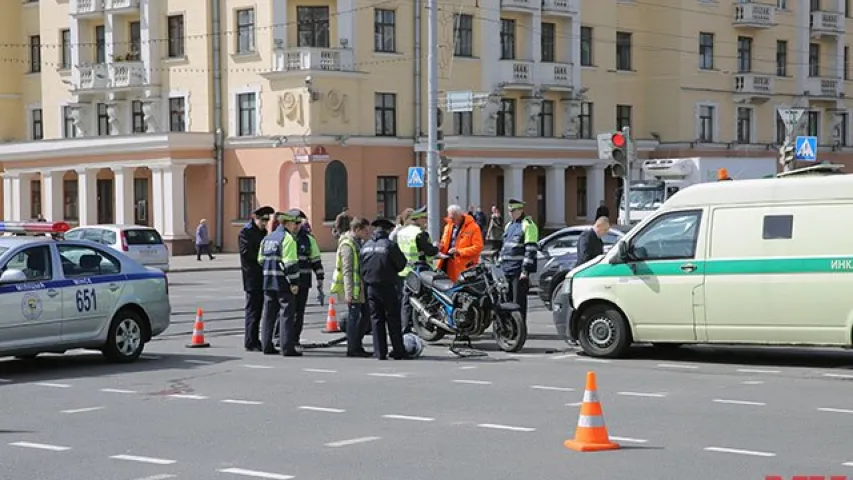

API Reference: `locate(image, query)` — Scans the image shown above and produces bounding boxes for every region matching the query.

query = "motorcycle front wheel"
[413,310,446,343]
[492,311,527,352]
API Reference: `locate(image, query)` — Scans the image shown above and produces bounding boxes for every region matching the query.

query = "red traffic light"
[611,132,626,148]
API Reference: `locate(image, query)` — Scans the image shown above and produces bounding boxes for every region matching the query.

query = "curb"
[168,266,242,274]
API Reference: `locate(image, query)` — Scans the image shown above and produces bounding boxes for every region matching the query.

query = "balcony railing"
[76,63,108,90]
[501,0,536,10]
[75,61,146,90]
[70,0,104,16]
[539,62,572,88]
[541,0,577,15]
[733,73,774,96]
[271,47,355,73]
[498,60,534,85]
[810,11,844,35]
[105,0,139,11]
[732,3,775,28]
[807,77,841,97]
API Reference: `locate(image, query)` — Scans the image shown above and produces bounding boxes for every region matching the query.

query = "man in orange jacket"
[437,204,484,282]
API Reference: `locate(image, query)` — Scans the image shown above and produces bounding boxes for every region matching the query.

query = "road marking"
[368,372,408,378]
[459,366,477,370]
[736,368,780,374]
[243,364,274,369]
[476,423,536,432]
[452,379,492,385]
[61,406,104,414]
[222,399,264,405]
[713,399,766,406]
[34,382,71,388]
[0,378,11,383]
[618,391,667,398]
[184,359,214,365]
[140,355,161,360]
[131,475,177,480]
[299,405,345,413]
[314,380,326,384]
[218,468,294,479]
[575,357,612,363]
[565,402,583,407]
[9,441,70,451]
[110,454,176,465]
[101,388,137,394]
[531,385,575,392]
[818,407,853,414]
[382,414,435,422]
[704,446,775,457]
[325,436,382,447]
[550,354,575,360]
[823,373,853,379]
[656,363,698,370]
[843,461,853,467]
[168,394,208,400]
[303,368,337,374]
[610,436,648,444]
[741,380,765,385]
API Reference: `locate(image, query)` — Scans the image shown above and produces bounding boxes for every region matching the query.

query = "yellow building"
[0,0,849,252]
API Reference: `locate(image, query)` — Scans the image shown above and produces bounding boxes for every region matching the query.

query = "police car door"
[0,245,63,350]
[57,244,123,342]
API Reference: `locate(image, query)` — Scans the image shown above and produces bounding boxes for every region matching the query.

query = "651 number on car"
[76,288,97,312]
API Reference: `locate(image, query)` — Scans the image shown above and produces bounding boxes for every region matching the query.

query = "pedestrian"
[239,205,274,352]
[258,209,302,356]
[437,204,484,282]
[361,218,409,360]
[195,219,215,261]
[329,217,373,357]
[486,205,504,252]
[292,211,324,348]
[395,205,439,333]
[575,217,609,269]
[595,200,610,221]
[333,206,352,240]
[498,199,539,324]
[473,206,488,238]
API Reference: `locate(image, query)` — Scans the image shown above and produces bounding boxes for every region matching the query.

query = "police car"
[0,222,171,363]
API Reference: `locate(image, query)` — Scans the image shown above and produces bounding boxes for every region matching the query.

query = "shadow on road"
[625,344,853,370]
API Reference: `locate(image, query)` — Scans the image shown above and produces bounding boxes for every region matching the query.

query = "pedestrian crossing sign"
[407,167,425,188]
[794,136,817,162]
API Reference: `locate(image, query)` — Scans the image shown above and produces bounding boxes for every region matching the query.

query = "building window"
[237,177,257,220]
[374,9,396,53]
[500,19,515,60]
[133,178,149,225]
[538,100,554,137]
[131,100,146,133]
[576,175,587,217]
[846,46,850,80]
[737,36,752,73]
[168,15,185,58]
[60,29,71,69]
[698,32,714,70]
[453,112,472,135]
[807,111,819,137]
[62,106,77,138]
[777,0,787,8]
[31,180,42,219]
[324,161,348,221]
[541,23,555,63]
[374,93,396,136]
[776,114,786,144]
[736,107,752,143]
[30,108,43,140]
[497,99,516,137]
[776,40,788,76]
[580,27,593,66]
[236,8,256,54]
[64,179,78,221]
[810,0,819,12]
[837,112,848,146]
[169,97,186,132]
[809,43,820,76]
[616,105,632,130]
[97,103,109,136]
[29,35,41,73]
[699,105,714,142]
[237,93,257,136]
[95,25,105,63]
[579,102,593,139]
[376,176,398,220]
[297,6,330,48]
[616,32,632,71]
[129,21,141,59]
[454,14,473,57]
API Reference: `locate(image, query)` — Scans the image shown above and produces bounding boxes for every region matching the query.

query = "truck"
[617,157,778,225]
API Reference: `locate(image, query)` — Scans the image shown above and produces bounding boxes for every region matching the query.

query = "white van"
[555,165,853,358]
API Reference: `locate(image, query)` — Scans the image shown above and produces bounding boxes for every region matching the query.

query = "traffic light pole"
[621,126,632,226]
[425,0,441,240]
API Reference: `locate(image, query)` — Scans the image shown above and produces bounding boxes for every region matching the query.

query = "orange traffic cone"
[186,308,210,348]
[564,371,619,452]
[322,297,340,333]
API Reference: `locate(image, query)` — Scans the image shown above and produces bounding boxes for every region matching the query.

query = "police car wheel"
[578,305,631,359]
[102,310,146,363]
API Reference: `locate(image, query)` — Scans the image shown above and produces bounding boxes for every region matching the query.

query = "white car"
[65,225,170,272]
[0,222,171,362]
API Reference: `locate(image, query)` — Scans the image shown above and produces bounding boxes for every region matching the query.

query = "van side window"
[630,210,702,261]
[762,215,793,240]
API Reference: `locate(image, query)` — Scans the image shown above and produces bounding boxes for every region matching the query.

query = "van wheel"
[102,310,146,363]
[578,304,632,358]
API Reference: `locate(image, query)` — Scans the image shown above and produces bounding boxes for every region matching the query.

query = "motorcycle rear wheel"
[413,310,446,343]
[493,311,527,353]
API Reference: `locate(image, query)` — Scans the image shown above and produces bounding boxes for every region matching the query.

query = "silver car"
[532,225,625,287]
[0,235,171,362]
[65,225,170,272]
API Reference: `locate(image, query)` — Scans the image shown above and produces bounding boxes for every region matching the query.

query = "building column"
[9,174,33,221]
[446,166,469,208]
[2,175,13,221]
[151,166,165,233]
[76,168,98,225]
[139,0,159,85]
[503,165,524,205]
[161,164,188,239]
[272,0,288,45]
[111,166,135,225]
[336,0,354,50]
[585,165,606,220]
[467,164,483,208]
[42,170,64,222]
[545,165,567,228]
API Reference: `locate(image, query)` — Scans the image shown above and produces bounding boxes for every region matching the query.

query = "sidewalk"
[169,252,337,273]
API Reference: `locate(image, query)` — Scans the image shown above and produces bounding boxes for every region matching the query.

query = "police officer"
[361,218,409,360]
[498,199,539,323]
[257,209,302,356]
[394,206,438,333]
[239,205,274,352]
[293,210,324,347]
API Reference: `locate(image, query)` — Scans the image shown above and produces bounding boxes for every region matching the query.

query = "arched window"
[324,160,348,221]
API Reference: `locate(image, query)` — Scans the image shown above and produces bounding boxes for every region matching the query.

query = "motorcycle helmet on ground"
[402,333,425,358]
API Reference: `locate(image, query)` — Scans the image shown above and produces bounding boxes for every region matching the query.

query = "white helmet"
[402,333,425,358]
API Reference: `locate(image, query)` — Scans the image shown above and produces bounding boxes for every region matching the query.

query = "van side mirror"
[610,242,628,264]
[0,269,27,284]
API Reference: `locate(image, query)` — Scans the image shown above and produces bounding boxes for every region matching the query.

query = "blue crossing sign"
[794,136,817,162]
[407,167,425,188]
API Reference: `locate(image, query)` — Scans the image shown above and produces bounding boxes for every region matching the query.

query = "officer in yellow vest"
[395,205,439,333]
[329,217,373,357]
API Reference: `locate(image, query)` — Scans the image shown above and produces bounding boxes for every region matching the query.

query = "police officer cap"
[371,218,395,230]
[507,198,526,210]
[276,209,302,222]
[253,206,275,219]
[410,205,428,219]
[296,209,308,220]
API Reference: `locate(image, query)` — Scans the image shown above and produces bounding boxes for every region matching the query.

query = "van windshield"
[125,229,163,245]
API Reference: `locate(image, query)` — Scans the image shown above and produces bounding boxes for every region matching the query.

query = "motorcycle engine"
[452,293,484,334]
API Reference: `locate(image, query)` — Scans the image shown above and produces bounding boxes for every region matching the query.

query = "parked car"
[65,225,170,272]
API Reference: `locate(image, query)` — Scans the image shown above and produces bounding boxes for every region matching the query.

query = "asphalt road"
[4,270,853,479]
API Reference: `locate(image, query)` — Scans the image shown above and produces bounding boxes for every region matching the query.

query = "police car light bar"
[0,221,71,234]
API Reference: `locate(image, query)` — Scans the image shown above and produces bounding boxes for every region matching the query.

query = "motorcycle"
[404,261,528,353]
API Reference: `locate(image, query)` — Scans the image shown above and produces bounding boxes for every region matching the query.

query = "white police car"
[0,222,171,362]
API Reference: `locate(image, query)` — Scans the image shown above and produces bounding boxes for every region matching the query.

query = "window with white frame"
[698,33,714,70]
[374,93,397,136]
[237,92,257,136]
[97,103,109,136]
[777,0,787,8]
[29,35,41,73]
[169,97,186,132]
[538,100,554,137]
[579,102,593,139]
[131,100,146,133]
[30,108,43,140]
[168,15,185,58]
[60,29,71,69]
[374,9,396,53]
[236,8,256,54]
[698,105,714,142]
[736,107,752,143]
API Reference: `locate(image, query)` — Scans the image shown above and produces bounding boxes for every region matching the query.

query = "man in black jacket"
[575,216,610,269]
[361,218,409,360]
[239,206,274,351]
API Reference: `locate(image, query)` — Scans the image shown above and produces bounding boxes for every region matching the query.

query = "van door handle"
[108,283,120,292]
[680,263,697,273]
[46,289,59,298]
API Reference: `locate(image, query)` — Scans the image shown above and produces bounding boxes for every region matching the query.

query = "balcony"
[807,77,841,98]
[810,11,844,37]
[541,0,577,16]
[76,64,108,90]
[269,47,357,75]
[75,61,146,91]
[105,0,139,14]
[733,73,773,102]
[70,0,104,17]
[498,60,534,88]
[732,3,776,29]
[538,62,572,89]
[501,0,537,12]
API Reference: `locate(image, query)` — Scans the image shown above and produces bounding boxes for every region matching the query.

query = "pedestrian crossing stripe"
[796,140,814,158]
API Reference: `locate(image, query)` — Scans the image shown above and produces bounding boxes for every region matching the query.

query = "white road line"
[565,402,582,407]
[34,382,71,388]
[131,475,177,480]
[452,379,492,385]
[476,423,536,432]
[531,385,575,392]
[325,436,382,447]
[222,399,264,405]
[168,394,208,400]
[575,357,612,364]
[704,446,775,457]
[741,380,765,385]
[303,368,337,373]
[736,368,780,374]
[843,461,853,467]
[818,407,853,414]
[218,468,294,479]
[610,436,648,444]
[656,363,699,370]
[823,373,853,379]
[110,454,176,465]
[382,414,435,422]
[299,405,345,413]
[184,359,214,365]
[368,372,408,378]
[618,391,667,398]
[100,388,137,394]
[550,354,575,360]
[243,364,274,369]
[713,399,766,406]
[0,378,11,383]
[9,441,71,452]
[61,406,104,414]
[459,366,477,370]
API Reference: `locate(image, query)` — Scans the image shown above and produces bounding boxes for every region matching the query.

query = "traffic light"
[779,141,795,168]
[610,131,628,178]
[439,155,452,186]
[436,107,445,151]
